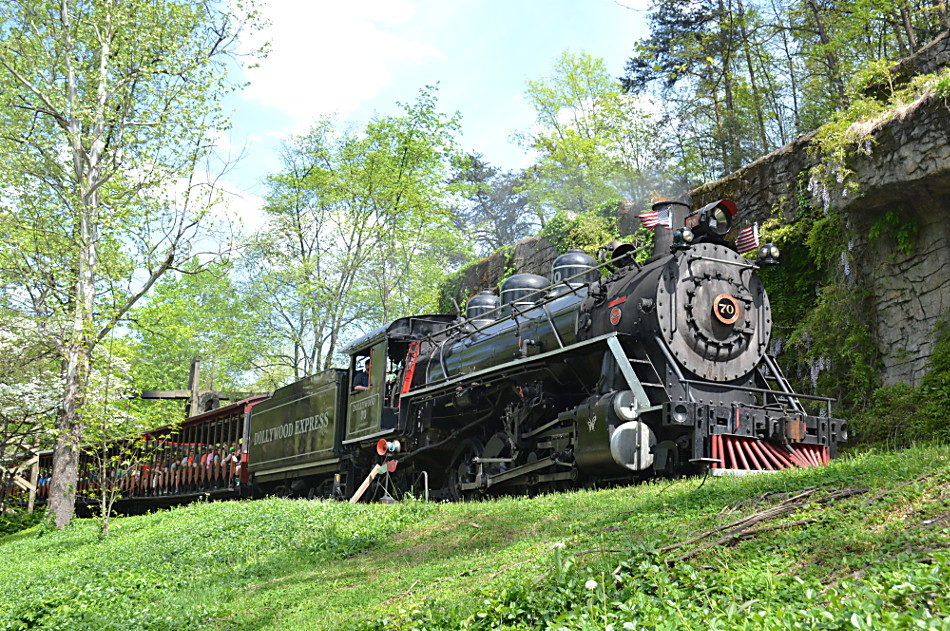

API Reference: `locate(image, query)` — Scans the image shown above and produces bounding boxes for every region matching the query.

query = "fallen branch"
[663,487,868,564]
[490,559,530,579]
[676,518,817,562]
[662,488,819,554]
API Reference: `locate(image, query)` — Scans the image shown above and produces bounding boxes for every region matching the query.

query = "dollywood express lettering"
[253,413,330,446]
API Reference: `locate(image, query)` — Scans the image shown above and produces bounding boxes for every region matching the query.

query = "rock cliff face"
[693,93,950,386]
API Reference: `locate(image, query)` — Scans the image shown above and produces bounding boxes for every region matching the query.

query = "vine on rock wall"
[436,244,516,315]
[758,65,950,440]
[539,207,619,256]
[849,320,950,445]
[759,198,880,413]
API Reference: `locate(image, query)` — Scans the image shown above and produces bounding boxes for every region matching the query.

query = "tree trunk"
[710,88,729,172]
[49,345,88,528]
[717,0,742,172]
[899,1,918,50]
[937,0,950,30]
[771,0,800,134]
[737,0,769,153]
[892,11,910,57]
[806,0,848,107]
[49,0,103,529]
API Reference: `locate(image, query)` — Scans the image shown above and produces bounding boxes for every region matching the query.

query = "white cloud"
[210,178,267,235]
[241,0,444,131]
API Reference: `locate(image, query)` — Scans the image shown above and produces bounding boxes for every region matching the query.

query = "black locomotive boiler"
[245,198,847,501]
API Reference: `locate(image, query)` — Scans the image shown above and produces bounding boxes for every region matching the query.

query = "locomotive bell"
[601,240,637,271]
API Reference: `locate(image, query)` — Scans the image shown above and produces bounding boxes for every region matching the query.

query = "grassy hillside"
[2,444,949,630]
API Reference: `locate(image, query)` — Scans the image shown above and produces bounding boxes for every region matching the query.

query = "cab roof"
[340,314,458,358]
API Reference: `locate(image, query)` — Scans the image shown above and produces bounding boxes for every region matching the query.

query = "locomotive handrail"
[760,354,810,414]
[542,302,566,349]
[687,254,758,269]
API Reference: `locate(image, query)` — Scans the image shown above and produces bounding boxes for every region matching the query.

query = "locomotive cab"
[343,334,399,445]
[340,315,458,449]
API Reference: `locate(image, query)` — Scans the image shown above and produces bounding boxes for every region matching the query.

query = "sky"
[220,0,651,228]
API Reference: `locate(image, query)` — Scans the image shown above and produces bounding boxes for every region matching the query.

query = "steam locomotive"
[9,199,848,510]
[247,198,846,501]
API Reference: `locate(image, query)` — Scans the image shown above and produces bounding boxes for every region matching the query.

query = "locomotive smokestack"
[650,200,691,257]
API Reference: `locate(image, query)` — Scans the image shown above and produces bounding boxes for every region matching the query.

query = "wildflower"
[585,579,598,590]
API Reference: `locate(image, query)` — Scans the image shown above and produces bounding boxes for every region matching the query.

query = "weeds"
[1,445,949,630]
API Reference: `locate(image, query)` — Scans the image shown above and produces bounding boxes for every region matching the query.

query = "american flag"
[735,223,760,254]
[638,207,672,229]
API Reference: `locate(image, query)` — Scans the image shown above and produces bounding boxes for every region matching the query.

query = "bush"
[0,506,46,537]
[851,320,950,446]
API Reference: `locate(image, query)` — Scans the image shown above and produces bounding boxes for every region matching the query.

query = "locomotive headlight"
[835,422,849,442]
[681,227,694,243]
[684,199,737,241]
[757,243,780,267]
[708,206,731,235]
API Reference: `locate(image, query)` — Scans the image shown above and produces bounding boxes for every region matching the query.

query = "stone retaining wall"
[692,95,950,385]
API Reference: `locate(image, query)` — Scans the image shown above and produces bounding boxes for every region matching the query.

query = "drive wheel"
[446,439,483,501]
[270,484,292,499]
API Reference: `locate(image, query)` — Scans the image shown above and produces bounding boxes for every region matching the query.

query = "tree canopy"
[0,0,261,527]
[516,51,673,220]
[245,87,467,378]
[623,0,950,179]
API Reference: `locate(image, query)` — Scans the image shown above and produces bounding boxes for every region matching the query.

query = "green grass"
[2,444,949,630]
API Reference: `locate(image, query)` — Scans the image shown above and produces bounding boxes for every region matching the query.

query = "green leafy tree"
[517,51,671,221]
[624,0,950,180]
[623,0,766,176]
[452,154,535,256]
[130,261,269,393]
[355,89,469,324]
[247,87,466,380]
[0,0,261,528]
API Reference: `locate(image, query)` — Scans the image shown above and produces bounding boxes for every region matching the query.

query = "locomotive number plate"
[609,306,622,326]
[712,294,740,325]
